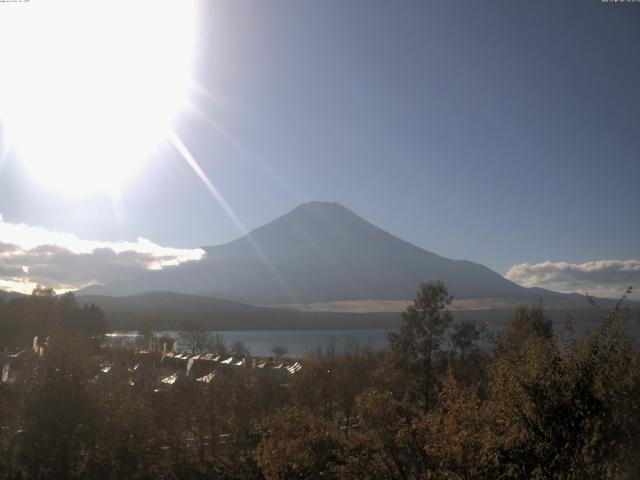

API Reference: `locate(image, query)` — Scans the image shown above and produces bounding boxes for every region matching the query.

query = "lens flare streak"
[169,131,300,303]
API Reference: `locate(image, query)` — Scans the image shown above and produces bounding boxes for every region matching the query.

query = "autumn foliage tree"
[388,280,453,408]
[2,282,639,479]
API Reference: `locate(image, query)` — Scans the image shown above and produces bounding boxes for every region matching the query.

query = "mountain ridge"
[76,201,586,306]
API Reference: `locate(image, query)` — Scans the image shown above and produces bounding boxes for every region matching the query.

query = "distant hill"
[77,291,400,331]
[79,201,589,306]
[0,290,25,303]
[76,291,634,333]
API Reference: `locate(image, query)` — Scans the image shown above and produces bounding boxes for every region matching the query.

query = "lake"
[106,329,393,356]
[106,314,640,357]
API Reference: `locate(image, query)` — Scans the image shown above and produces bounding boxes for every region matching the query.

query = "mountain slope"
[78,202,579,305]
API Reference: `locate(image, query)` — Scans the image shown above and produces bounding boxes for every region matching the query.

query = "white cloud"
[0,215,205,294]
[505,259,639,299]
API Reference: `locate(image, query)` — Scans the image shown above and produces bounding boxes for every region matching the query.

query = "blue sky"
[0,0,638,296]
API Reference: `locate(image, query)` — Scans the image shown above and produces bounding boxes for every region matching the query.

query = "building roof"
[196,372,215,383]
[161,372,179,385]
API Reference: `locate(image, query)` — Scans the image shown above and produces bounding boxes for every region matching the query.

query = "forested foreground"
[1,282,639,479]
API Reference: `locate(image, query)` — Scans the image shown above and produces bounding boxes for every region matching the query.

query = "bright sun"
[0,0,196,196]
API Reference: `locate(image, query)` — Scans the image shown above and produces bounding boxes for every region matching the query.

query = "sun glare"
[0,0,196,196]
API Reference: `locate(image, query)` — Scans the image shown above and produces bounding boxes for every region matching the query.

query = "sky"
[0,0,639,297]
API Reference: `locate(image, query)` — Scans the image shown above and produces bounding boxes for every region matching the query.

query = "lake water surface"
[107,317,640,357]
[107,329,392,356]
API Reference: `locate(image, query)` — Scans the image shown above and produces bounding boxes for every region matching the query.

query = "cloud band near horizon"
[505,259,639,299]
[0,215,205,293]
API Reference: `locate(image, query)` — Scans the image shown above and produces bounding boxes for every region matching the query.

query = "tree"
[0,289,107,347]
[255,407,345,480]
[388,280,452,408]
[290,354,336,419]
[421,372,496,479]
[354,388,431,479]
[449,320,488,387]
[179,321,212,355]
[484,292,640,478]
[333,343,377,435]
[32,285,55,298]
[208,332,228,356]
[500,304,552,345]
[450,320,481,357]
[270,345,288,358]
[231,339,250,356]
[137,320,156,351]
[22,331,98,479]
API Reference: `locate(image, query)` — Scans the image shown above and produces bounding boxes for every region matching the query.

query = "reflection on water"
[106,317,640,357]
[105,329,392,356]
